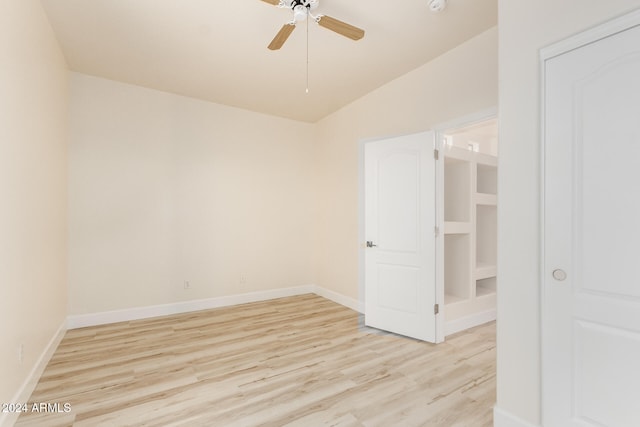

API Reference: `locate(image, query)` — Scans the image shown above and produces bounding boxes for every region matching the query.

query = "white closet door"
[543,18,640,427]
[364,131,437,342]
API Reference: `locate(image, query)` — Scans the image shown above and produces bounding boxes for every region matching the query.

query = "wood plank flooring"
[15,294,495,426]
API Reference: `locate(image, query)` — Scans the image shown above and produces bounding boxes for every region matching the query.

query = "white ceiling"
[40,0,497,123]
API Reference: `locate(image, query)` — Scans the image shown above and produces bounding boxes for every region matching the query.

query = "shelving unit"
[441,118,498,336]
[444,157,471,223]
[444,233,471,301]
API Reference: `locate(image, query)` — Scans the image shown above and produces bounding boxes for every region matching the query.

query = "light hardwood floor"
[16,294,495,426]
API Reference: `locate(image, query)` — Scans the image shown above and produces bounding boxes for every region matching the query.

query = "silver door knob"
[366,241,377,248]
[552,269,567,281]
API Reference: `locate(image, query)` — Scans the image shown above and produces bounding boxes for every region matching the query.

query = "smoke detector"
[428,0,448,12]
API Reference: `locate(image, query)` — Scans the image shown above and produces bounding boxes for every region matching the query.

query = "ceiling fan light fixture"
[264,0,365,50]
[293,4,307,22]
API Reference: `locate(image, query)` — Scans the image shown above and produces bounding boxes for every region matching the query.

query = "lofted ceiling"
[40,0,497,123]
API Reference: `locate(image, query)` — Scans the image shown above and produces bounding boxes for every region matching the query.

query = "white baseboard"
[67,285,318,329]
[445,309,496,336]
[67,286,498,335]
[0,320,67,427]
[312,286,364,313]
[493,406,540,427]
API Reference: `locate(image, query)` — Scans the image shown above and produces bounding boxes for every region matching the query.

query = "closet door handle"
[552,269,567,281]
[366,241,377,248]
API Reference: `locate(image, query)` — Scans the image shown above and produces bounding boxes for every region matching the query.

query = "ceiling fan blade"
[260,0,281,5]
[268,24,296,50]
[317,15,365,41]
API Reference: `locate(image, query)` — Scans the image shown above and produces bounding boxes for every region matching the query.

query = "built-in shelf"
[444,156,471,222]
[444,221,472,234]
[476,205,497,268]
[444,234,471,302]
[477,162,497,195]
[443,146,473,162]
[442,119,498,333]
[476,152,498,167]
[475,262,497,280]
[445,293,467,305]
[476,277,497,298]
[475,193,497,206]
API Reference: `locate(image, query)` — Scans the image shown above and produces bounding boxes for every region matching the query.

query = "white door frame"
[540,8,640,425]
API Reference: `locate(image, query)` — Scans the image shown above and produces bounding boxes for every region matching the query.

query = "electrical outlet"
[18,343,23,364]
[184,281,190,290]
[239,274,247,285]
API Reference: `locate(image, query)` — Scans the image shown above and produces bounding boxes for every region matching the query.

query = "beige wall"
[313,27,498,300]
[68,73,316,314]
[67,30,498,316]
[497,1,640,425]
[0,0,69,408]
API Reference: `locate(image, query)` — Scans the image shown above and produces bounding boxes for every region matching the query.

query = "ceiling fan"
[260,0,365,50]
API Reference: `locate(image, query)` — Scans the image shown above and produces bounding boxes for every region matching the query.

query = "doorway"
[358,111,498,343]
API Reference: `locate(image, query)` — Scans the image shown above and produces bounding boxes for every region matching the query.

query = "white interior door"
[543,17,640,427]
[364,131,437,342]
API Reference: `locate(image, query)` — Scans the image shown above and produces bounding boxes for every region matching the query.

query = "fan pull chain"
[306,14,309,94]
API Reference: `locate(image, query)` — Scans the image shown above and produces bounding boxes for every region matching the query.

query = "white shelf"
[475,263,497,280]
[444,146,473,162]
[444,221,471,234]
[476,152,498,167]
[475,193,497,206]
[476,277,497,298]
[445,293,467,305]
[476,284,497,298]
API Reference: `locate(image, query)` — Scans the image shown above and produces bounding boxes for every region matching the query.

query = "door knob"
[552,269,567,281]
[366,241,377,248]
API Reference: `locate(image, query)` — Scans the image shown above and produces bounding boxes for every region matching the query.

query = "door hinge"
[434,304,440,315]
[434,226,440,237]
[434,149,439,160]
